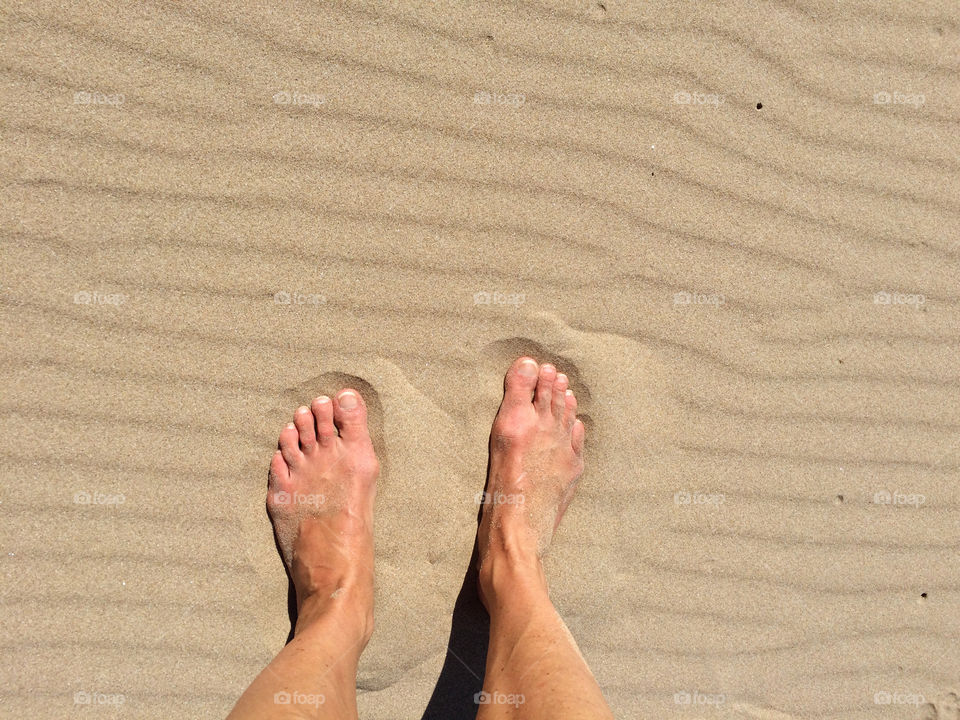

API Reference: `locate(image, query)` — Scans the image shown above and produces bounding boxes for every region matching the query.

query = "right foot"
[266,389,379,643]
[477,357,585,609]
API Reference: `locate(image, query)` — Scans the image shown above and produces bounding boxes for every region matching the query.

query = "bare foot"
[477,357,585,609]
[266,389,379,643]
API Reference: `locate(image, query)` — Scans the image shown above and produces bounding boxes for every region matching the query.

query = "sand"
[2,0,959,718]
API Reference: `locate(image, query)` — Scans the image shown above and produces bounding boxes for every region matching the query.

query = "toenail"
[338,390,359,409]
[518,359,538,377]
[297,406,309,414]
[565,389,573,396]
[314,396,330,404]
[286,423,296,429]
[541,364,556,377]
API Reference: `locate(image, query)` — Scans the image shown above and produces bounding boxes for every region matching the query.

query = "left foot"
[266,390,379,643]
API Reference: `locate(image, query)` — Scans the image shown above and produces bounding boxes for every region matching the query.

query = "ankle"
[478,541,550,615]
[295,585,374,647]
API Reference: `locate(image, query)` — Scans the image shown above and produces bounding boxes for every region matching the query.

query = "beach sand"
[2,1,959,717]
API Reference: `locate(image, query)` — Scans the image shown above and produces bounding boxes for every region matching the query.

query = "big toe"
[502,357,539,407]
[333,389,371,442]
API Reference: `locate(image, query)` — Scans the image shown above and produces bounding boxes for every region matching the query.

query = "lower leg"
[477,537,612,719]
[227,593,370,719]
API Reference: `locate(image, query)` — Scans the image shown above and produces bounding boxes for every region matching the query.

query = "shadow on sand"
[419,537,490,720]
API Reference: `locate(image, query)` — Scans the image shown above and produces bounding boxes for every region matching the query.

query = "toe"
[278,423,303,465]
[552,373,568,419]
[268,450,289,488]
[534,364,556,413]
[312,395,337,445]
[563,389,578,428]
[293,406,317,451]
[502,357,539,407]
[333,389,370,442]
[571,418,585,455]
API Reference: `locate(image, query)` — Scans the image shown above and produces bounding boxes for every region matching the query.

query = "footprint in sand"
[919,692,959,720]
